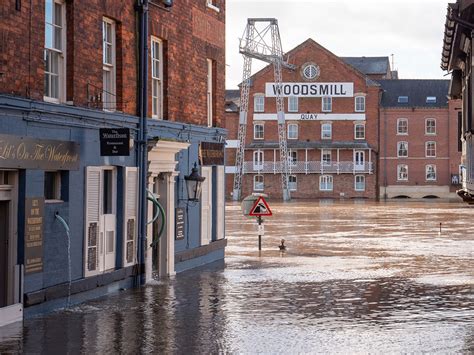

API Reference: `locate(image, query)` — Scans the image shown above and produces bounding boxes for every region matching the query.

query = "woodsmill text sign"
[24,197,44,274]
[200,142,224,165]
[99,128,130,156]
[0,134,80,170]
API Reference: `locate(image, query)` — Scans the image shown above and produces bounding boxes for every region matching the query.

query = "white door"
[354,151,365,171]
[253,150,264,171]
[200,167,213,246]
[101,169,116,271]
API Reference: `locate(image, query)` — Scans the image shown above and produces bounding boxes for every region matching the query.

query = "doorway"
[0,201,8,307]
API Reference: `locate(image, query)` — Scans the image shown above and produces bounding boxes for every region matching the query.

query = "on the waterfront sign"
[265,82,354,97]
[0,134,80,170]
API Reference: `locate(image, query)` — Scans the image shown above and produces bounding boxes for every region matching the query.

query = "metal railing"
[243,161,373,174]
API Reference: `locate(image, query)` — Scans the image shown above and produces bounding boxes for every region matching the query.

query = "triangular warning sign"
[249,196,272,216]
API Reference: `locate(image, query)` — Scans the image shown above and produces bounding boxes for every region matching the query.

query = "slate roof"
[341,57,390,76]
[378,79,450,108]
[225,89,240,112]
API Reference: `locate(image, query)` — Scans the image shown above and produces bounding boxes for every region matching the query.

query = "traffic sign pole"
[258,216,262,251]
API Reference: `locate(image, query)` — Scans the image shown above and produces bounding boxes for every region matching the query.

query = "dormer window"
[398,96,408,103]
[426,96,437,104]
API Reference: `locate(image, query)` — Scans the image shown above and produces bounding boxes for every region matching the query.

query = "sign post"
[248,196,272,251]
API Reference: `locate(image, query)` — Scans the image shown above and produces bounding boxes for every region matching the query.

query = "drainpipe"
[136,0,149,285]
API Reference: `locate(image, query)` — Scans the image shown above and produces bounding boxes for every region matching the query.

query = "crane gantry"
[232,18,295,201]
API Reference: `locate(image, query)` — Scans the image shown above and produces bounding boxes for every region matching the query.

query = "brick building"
[226,39,382,199]
[0,0,226,326]
[379,80,462,199]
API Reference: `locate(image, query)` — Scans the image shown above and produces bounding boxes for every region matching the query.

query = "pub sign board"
[175,207,185,240]
[200,142,224,166]
[99,128,130,156]
[0,134,80,170]
[24,197,44,274]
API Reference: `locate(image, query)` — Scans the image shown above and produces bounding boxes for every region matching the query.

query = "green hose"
[147,192,166,247]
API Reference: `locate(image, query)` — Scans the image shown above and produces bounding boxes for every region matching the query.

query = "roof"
[225,89,240,112]
[341,57,390,76]
[378,79,450,108]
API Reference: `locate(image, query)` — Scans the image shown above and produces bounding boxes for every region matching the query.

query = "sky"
[225,0,450,89]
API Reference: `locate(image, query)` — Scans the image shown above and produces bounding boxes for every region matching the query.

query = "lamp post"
[184,163,206,201]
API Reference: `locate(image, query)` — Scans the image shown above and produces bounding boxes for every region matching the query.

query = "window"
[151,37,163,119]
[426,118,436,135]
[254,123,264,139]
[397,164,408,181]
[426,141,436,157]
[397,118,408,135]
[288,96,298,112]
[102,18,116,111]
[322,149,331,165]
[321,123,332,139]
[253,150,264,170]
[288,175,297,191]
[398,96,408,103]
[287,124,298,139]
[254,175,264,191]
[44,171,61,200]
[207,59,214,127]
[206,0,220,12]
[44,0,66,102]
[254,95,265,112]
[355,96,365,112]
[288,150,297,166]
[426,165,436,181]
[397,141,408,157]
[355,124,365,139]
[319,175,333,191]
[322,97,332,112]
[355,175,365,191]
[302,63,320,80]
[426,96,437,104]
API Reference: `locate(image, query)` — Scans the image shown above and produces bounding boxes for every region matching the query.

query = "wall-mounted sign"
[200,142,225,165]
[24,197,44,274]
[253,113,366,121]
[99,128,130,156]
[175,207,185,240]
[0,134,80,170]
[265,82,354,97]
[451,174,461,185]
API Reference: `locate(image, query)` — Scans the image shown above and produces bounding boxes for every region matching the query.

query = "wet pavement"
[1,200,474,354]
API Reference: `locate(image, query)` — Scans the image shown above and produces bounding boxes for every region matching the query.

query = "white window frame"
[102,17,116,112]
[44,0,66,103]
[254,94,265,112]
[253,150,264,170]
[354,175,365,191]
[151,37,163,119]
[322,97,332,112]
[253,175,264,191]
[425,141,436,157]
[206,0,220,12]
[426,164,437,181]
[426,96,437,104]
[287,123,298,139]
[397,118,408,135]
[425,118,436,135]
[288,175,297,191]
[254,123,264,140]
[319,175,333,191]
[397,164,408,181]
[354,124,365,139]
[321,123,332,139]
[288,150,297,166]
[288,96,298,112]
[321,149,331,165]
[397,141,408,157]
[355,96,365,112]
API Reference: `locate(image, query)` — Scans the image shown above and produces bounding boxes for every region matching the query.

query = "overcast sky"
[225,0,450,89]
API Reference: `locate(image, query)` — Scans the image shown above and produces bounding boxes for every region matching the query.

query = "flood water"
[1,200,474,353]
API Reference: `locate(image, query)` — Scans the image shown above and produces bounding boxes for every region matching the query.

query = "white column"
[337,149,340,174]
[305,149,308,174]
[159,172,178,277]
[368,148,372,174]
[353,149,355,175]
[273,149,276,174]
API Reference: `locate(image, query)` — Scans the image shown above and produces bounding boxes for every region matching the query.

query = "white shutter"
[123,167,138,267]
[216,166,225,240]
[84,167,102,277]
[200,167,212,245]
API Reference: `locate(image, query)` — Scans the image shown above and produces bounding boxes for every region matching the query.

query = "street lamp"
[184,163,206,201]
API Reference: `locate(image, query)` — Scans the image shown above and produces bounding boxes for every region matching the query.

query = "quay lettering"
[265,82,354,97]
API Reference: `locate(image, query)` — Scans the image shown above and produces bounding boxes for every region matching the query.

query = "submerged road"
[1,200,474,353]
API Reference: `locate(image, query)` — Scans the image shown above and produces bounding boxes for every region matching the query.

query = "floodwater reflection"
[1,200,474,353]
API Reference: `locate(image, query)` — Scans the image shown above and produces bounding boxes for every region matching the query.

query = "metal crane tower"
[232,18,295,201]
